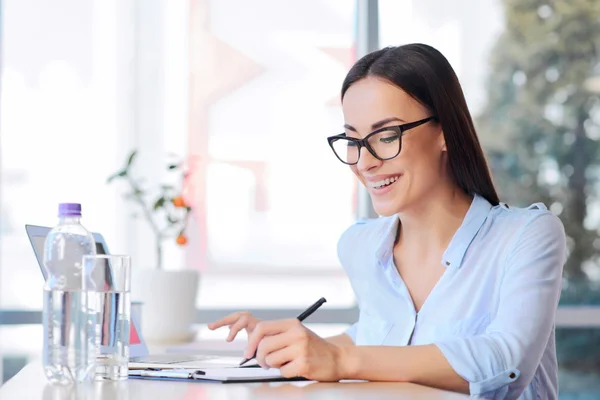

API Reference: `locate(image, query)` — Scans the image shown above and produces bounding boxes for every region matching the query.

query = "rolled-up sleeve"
[435,213,566,398]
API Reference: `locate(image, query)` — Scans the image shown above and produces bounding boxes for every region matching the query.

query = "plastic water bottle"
[42,203,97,384]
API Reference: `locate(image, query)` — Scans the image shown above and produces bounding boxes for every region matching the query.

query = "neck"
[59,216,81,224]
[395,186,473,253]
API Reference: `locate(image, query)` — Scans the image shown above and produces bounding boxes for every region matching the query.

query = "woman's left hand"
[245,318,346,382]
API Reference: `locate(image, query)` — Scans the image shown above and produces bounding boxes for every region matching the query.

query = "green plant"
[477,0,600,279]
[107,150,192,270]
[477,1,600,374]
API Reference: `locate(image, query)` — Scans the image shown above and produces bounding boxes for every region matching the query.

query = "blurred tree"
[478,0,600,281]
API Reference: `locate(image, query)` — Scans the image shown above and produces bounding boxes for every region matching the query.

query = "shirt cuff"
[435,337,520,395]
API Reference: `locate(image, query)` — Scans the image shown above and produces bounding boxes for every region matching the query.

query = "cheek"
[406,154,445,186]
[401,142,444,179]
[350,165,361,180]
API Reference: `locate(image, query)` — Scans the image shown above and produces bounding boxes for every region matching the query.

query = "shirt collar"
[442,194,492,268]
[375,216,400,264]
[374,194,493,269]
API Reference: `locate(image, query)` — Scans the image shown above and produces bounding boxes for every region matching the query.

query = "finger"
[245,319,299,359]
[207,312,246,330]
[264,343,300,369]
[256,330,296,368]
[226,315,249,342]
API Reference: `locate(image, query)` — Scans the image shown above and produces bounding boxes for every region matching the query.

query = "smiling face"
[341,76,447,216]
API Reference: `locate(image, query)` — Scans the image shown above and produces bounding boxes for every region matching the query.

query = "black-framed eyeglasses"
[327,116,437,165]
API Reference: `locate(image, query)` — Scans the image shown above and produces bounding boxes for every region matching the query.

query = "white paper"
[130,367,283,381]
[130,369,196,379]
[128,356,259,370]
[193,367,283,381]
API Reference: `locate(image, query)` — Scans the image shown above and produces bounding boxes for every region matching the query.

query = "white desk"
[0,362,469,400]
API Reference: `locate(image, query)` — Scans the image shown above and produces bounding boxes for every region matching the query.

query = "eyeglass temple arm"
[400,116,437,132]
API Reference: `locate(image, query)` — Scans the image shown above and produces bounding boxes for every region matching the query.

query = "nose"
[355,146,381,173]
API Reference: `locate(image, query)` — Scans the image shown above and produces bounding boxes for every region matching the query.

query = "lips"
[367,175,401,189]
[364,174,402,197]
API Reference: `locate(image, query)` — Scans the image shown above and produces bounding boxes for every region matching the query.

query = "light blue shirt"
[338,194,566,399]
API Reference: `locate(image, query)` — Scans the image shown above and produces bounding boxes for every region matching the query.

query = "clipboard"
[129,367,307,383]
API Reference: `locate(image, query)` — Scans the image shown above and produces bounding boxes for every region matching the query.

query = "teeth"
[369,175,400,189]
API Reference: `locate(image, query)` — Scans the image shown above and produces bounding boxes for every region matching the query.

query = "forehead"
[342,77,424,128]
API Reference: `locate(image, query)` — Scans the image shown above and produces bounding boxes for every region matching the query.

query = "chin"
[372,202,402,217]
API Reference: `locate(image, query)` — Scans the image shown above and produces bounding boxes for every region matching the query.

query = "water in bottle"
[42,203,97,384]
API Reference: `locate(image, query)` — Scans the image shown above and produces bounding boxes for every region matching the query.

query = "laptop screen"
[32,236,108,259]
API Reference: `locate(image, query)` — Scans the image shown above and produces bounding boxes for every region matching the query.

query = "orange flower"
[176,235,188,246]
[172,196,186,208]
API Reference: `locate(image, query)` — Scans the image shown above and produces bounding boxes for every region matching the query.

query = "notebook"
[129,367,307,383]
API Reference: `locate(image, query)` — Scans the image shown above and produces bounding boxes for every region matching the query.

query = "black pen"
[238,297,327,367]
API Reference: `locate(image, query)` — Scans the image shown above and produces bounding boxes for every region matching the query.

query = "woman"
[208,43,566,399]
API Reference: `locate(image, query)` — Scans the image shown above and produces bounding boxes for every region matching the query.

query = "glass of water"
[83,254,131,381]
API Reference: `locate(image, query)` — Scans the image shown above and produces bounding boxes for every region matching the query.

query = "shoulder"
[336,215,396,264]
[492,201,564,237]
[490,201,566,261]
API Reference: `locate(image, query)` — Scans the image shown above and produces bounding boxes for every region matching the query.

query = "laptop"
[25,224,252,369]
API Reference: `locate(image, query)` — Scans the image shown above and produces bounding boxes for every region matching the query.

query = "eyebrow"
[343,117,406,132]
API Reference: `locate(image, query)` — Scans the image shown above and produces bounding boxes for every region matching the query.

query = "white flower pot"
[130,269,200,344]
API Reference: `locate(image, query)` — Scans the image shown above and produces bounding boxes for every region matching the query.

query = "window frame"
[2,0,598,332]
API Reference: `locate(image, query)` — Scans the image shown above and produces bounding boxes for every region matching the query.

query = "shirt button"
[445,261,451,266]
[509,372,516,379]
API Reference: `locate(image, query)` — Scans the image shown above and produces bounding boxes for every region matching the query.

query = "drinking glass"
[83,254,131,381]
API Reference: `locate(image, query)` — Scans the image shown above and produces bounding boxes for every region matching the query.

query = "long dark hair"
[341,43,500,206]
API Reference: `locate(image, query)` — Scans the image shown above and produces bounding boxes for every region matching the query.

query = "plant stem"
[156,237,163,270]
[126,175,163,270]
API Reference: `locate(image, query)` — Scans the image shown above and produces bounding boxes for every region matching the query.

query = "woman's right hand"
[208,311,262,342]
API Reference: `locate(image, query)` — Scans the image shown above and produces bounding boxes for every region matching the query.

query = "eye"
[379,133,400,144]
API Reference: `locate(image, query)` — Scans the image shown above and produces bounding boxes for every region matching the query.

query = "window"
[0,0,132,310]
[0,0,361,382]
[0,1,360,311]
[185,0,359,309]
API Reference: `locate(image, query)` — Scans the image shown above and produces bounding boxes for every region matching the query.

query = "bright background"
[1,0,599,397]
